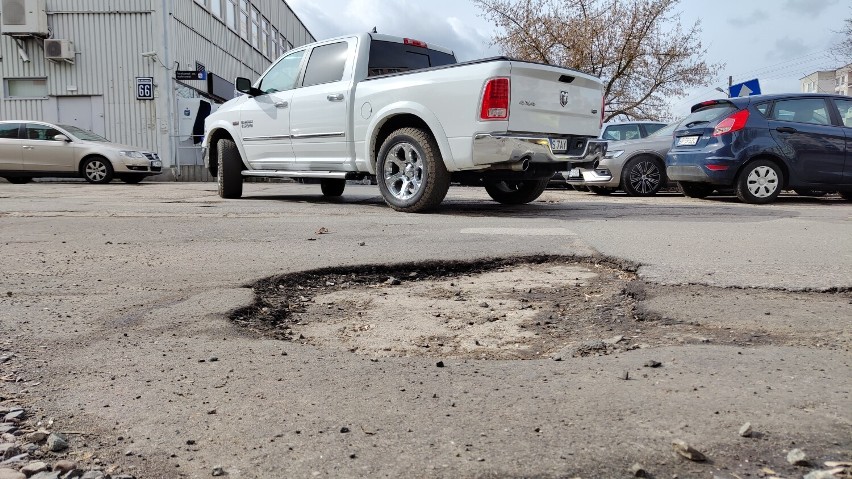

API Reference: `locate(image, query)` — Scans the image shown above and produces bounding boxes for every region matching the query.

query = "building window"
[261,17,269,57]
[210,0,222,18]
[270,27,279,58]
[239,0,249,40]
[5,78,48,98]
[251,7,260,49]
[225,0,236,29]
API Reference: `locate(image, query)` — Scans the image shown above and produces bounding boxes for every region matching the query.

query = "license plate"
[676,136,700,146]
[152,160,162,167]
[567,167,582,179]
[550,138,568,152]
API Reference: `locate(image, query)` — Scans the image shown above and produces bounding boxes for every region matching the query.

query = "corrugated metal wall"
[0,0,314,178]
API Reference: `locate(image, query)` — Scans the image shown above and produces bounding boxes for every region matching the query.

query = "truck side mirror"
[235,77,263,97]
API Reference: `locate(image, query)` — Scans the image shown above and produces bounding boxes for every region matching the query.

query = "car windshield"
[59,125,109,142]
[647,122,680,138]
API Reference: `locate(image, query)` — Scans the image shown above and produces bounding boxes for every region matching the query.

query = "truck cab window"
[302,42,349,87]
[368,40,456,77]
[259,50,306,94]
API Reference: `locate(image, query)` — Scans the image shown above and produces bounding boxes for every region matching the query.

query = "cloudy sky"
[288,0,850,117]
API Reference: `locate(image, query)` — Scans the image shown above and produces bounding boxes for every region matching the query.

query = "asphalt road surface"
[0,182,849,479]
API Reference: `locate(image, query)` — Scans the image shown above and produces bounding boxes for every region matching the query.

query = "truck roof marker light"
[403,38,427,48]
[712,109,750,136]
[480,77,510,121]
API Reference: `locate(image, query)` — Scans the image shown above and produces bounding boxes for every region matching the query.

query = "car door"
[289,39,354,168]
[21,123,76,172]
[767,97,846,185]
[239,49,306,170]
[834,98,852,184]
[0,123,23,172]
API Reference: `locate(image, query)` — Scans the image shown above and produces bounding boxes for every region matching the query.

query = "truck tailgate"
[508,62,602,137]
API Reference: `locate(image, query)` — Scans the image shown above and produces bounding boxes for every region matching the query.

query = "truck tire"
[376,127,450,213]
[483,178,549,205]
[217,138,243,199]
[320,178,345,197]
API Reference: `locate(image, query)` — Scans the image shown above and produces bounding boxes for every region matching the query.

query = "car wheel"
[320,178,345,197]
[793,189,828,197]
[621,156,665,196]
[588,185,614,195]
[120,176,145,184]
[217,138,243,199]
[6,177,32,184]
[376,127,450,212]
[736,160,782,204]
[82,157,114,184]
[677,181,714,199]
[483,178,549,205]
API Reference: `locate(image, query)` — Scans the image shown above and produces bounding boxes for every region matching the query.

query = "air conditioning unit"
[1,0,49,37]
[44,39,74,61]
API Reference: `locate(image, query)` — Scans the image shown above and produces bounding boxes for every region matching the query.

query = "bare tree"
[833,12,852,62]
[473,0,722,121]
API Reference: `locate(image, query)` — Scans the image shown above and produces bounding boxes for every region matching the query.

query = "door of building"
[57,97,105,136]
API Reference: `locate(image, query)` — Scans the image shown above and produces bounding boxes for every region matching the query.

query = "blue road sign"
[729,79,761,97]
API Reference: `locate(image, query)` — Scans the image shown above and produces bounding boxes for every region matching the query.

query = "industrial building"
[0,0,314,179]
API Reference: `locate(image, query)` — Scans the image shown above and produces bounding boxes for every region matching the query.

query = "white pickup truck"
[203,33,606,212]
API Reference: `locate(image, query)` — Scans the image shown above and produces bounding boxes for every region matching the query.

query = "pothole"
[230,256,852,359]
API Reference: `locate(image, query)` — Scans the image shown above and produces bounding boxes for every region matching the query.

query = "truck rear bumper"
[472,134,607,168]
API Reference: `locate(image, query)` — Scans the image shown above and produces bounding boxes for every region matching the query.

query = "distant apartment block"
[800,64,852,96]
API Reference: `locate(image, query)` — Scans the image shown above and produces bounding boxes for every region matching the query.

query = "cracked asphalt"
[0,182,850,478]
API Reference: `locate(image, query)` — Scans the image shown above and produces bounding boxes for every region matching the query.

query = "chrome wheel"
[85,160,108,182]
[745,166,779,198]
[626,159,661,195]
[82,157,113,184]
[383,142,425,201]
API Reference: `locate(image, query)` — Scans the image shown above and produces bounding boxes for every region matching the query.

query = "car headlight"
[119,150,146,159]
[604,150,624,159]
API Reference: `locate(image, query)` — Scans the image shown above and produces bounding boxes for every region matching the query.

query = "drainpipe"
[160,0,178,178]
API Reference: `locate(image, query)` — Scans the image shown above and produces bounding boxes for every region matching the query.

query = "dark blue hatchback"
[666,94,852,203]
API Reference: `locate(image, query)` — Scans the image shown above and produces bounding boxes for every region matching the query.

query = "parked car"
[203,33,607,212]
[550,120,667,189]
[561,121,680,196]
[599,121,667,141]
[0,121,162,184]
[666,94,852,203]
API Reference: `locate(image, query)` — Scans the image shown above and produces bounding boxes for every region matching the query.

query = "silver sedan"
[565,122,679,196]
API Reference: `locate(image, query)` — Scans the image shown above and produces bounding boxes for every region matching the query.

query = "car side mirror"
[54,134,70,142]
[235,77,264,97]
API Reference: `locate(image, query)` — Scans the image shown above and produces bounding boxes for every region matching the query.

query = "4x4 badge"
[560,91,569,107]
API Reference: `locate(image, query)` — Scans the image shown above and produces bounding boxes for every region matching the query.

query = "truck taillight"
[403,38,427,48]
[480,77,510,121]
[712,109,750,137]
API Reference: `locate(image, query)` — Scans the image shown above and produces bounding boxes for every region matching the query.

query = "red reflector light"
[480,78,510,121]
[713,109,750,136]
[403,38,427,48]
[706,164,729,171]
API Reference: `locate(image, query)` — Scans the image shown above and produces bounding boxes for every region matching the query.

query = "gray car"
[0,121,162,184]
[565,122,679,196]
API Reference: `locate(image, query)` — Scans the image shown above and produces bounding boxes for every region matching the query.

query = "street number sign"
[136,77,154,100]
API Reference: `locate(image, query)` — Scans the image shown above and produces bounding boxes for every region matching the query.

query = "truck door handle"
[775,126,797,134]
[274,101,288,109]
[327,94,344,102]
